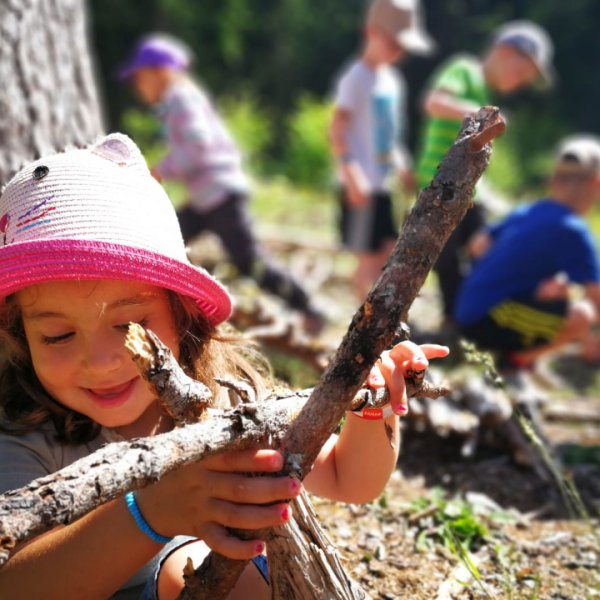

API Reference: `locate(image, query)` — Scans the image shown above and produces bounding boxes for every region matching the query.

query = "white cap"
[367,0,435,56]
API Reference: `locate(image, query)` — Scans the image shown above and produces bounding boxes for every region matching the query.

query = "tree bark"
[0,0,104,186]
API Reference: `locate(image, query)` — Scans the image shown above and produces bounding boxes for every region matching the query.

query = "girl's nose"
[80,333,125,374]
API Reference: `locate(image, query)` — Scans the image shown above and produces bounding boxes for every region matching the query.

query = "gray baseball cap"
[493,20,555,87]
[367,0,435,55]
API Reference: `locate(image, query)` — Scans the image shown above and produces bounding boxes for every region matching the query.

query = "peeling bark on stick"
[0,360,444,568]
[187,107,504,600]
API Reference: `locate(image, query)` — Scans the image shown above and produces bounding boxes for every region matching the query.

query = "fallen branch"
[0,346,446,567]
[188,107,504,598]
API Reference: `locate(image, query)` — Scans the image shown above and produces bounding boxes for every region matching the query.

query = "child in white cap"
[119,34,326,335]
[329,0,435,301]
[0,134,448,598]
[455,135,600,372]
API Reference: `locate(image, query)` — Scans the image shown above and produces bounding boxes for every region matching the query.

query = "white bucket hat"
[0,133,232,325]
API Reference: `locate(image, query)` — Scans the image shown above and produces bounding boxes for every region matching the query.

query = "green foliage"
[283,96,334,189]
[412,489,489,554]
[120,108,165,165]
[90,0,600,196]
[486,106,566,198]
[219,94,274,175]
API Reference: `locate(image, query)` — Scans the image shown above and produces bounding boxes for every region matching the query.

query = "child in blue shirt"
[454,135,600,369]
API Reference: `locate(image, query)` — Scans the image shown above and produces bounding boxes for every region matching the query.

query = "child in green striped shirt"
[415,20,554,324]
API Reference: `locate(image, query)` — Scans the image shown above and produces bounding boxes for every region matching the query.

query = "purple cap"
[118,34,192,80]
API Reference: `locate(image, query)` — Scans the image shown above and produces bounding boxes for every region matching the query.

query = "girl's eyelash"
[42,332,73,345]
[41,320,149,344]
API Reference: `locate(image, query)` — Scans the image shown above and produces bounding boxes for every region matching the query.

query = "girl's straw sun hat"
[0,133,232,325]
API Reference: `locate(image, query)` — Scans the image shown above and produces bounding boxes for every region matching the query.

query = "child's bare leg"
[510,299,597,366]
[352,241,395,300]
[157,540,270,600]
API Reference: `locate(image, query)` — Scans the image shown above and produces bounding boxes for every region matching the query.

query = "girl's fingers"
[418,343,451,359]
[377,351,408,416]
[208,500,293,531]
[206,472,302,505]
[203,449,284,473]
[388,341,449,370]
[201,522,267,561]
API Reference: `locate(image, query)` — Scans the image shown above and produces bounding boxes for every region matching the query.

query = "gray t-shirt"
[333,59,409,192]
[0,422,166,593]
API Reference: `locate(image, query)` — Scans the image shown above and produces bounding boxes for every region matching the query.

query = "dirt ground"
[194,234,600,599]
[312,287,600,600]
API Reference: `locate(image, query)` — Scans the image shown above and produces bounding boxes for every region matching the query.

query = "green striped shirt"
[416,55,490,190]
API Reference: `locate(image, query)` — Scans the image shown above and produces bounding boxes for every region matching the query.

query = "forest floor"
[311,262,599,600]
[316,286,599,599]
[192,230,600,600]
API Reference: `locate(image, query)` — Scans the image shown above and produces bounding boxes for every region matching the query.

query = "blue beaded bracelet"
[125,491,173,545]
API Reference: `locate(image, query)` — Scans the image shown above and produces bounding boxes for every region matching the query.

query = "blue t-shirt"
[454,199,600,326]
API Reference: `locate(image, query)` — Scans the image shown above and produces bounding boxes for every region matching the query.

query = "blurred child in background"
[119,34,326,335]
[454,135,600,373]
[329,0,434,301]
[416,21,555,327]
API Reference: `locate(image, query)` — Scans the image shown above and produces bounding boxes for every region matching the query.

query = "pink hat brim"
[0,240,232,326]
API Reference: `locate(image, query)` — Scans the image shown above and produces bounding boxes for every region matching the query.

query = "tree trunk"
[0,0,104,186]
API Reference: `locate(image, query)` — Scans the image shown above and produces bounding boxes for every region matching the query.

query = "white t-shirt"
[333,59,409,192]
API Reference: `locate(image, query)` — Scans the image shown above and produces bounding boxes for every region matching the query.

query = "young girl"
[119,33,326,335]
[0,133,448,599]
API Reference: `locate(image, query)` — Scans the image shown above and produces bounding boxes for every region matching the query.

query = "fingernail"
[281,506,292,521]
[255,542,265,554]
[271,453,283,469]
[289,478,301,494]
[414,357,427,365]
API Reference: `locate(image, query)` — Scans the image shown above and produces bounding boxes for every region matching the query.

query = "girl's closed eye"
[41,331,74,345]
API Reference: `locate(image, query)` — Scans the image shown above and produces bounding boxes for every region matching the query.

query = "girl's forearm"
[0,498,160,598]
[306,414,400,504]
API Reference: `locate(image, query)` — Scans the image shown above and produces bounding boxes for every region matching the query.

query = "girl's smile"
[17,279,180,438]
[84,377,140,408]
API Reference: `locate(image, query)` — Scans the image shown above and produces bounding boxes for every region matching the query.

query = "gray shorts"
[339,189,398,252]
[138,537,269,599]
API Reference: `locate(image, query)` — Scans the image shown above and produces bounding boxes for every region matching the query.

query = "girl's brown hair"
[0,290,267,444]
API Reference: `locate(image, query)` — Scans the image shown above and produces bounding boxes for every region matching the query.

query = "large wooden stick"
[185,107,504,598]
[0,349,444,568]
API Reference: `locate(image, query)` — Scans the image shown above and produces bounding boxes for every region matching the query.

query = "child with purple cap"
[119,33,326,335]
[0,134,448,597]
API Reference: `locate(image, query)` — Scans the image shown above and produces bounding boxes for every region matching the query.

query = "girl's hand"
[135,449,301,560]
[366,341,449,416]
